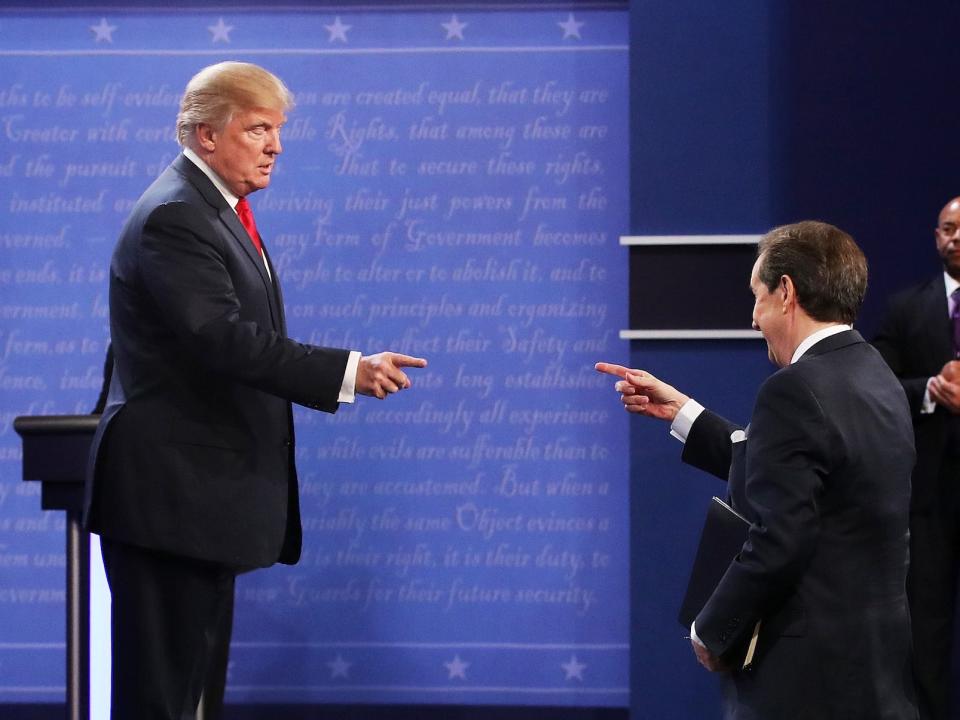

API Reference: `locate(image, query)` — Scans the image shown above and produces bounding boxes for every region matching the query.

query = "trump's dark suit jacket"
[84,154,350,569]
[683,330,917,719]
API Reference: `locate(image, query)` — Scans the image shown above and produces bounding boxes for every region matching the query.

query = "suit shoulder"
[134,157,220,209]
[750,368,833,447]
[756,364,817,405]
[140,168,207,206]
[783,340,907,405]
[119,191,222,262]
[758,348,863,405]
[132,166,219,227]
[144,198,209,226]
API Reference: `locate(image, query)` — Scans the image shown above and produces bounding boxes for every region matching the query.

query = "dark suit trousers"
[909,455,960,720]
[100,538,235,720]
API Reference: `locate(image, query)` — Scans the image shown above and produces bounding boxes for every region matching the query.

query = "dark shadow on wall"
[628,1,960,718]
[768,1,960,338]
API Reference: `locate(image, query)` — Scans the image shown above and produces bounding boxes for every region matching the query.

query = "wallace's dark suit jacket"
[873,275,958,511]
[84,154,350,569]
[683,330,917,719]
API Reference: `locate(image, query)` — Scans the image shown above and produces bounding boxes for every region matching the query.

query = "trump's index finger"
[391,354,428,368]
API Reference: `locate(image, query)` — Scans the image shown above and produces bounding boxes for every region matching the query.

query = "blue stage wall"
[0,2,629,708]
[628,2,960,718]
[9,2,958,717]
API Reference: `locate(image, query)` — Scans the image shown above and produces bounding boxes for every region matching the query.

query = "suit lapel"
[172,154,284,330]
[918,275,952,361]
[218,205,284,331]
[262,245,287,336]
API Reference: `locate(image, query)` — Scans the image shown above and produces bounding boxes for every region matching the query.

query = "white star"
[444,654,469,680]
[441,15,468,41]
[326,653,352,679]
[561,654,587,681]
[90,18,117,43]
[324,16,351,43]
[208,18,234,44]
[558,13,584,40]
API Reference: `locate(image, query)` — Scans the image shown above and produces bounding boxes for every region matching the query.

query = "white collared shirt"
[789,324,851,364]
[180,148,359,403]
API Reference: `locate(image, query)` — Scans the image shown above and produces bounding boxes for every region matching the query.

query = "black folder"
[678,496,750,628]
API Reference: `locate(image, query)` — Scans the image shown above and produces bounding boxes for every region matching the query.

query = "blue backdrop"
[0,3,629,708]
[628,2,960,718]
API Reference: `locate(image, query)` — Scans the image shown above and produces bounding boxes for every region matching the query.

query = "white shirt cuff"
[690,621,706,648]
[670,399,705,443]
[921,378,937,414]
[337,351,361,403]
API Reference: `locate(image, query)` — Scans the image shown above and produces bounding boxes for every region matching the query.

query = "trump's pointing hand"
[357,352,428,400]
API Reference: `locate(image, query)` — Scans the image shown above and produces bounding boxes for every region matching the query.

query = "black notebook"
[678,496,750,628]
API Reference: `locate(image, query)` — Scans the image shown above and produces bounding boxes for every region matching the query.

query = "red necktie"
[235,197,262,254]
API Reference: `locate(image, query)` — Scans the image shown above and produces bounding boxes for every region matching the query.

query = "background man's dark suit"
[874,274,960,719]
[681,330,916,719]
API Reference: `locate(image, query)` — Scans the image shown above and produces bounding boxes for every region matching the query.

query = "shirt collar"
[182,146,240,210]
[791,324,852,364]
[945,271,960,300]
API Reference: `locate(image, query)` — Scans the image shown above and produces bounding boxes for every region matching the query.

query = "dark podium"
[14,414,99,720]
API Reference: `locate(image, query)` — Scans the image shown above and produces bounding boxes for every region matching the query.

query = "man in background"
[873,196,960,720]
[84,62,426,720]
[598,221,917,719]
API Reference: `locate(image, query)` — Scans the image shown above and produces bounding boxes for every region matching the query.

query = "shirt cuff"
[690,621,706,648]
[670,399,705,443]
[337,351,361,404]
[921,377,937,414]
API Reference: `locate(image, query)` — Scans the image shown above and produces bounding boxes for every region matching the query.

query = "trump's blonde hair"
[176,61,294,147]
